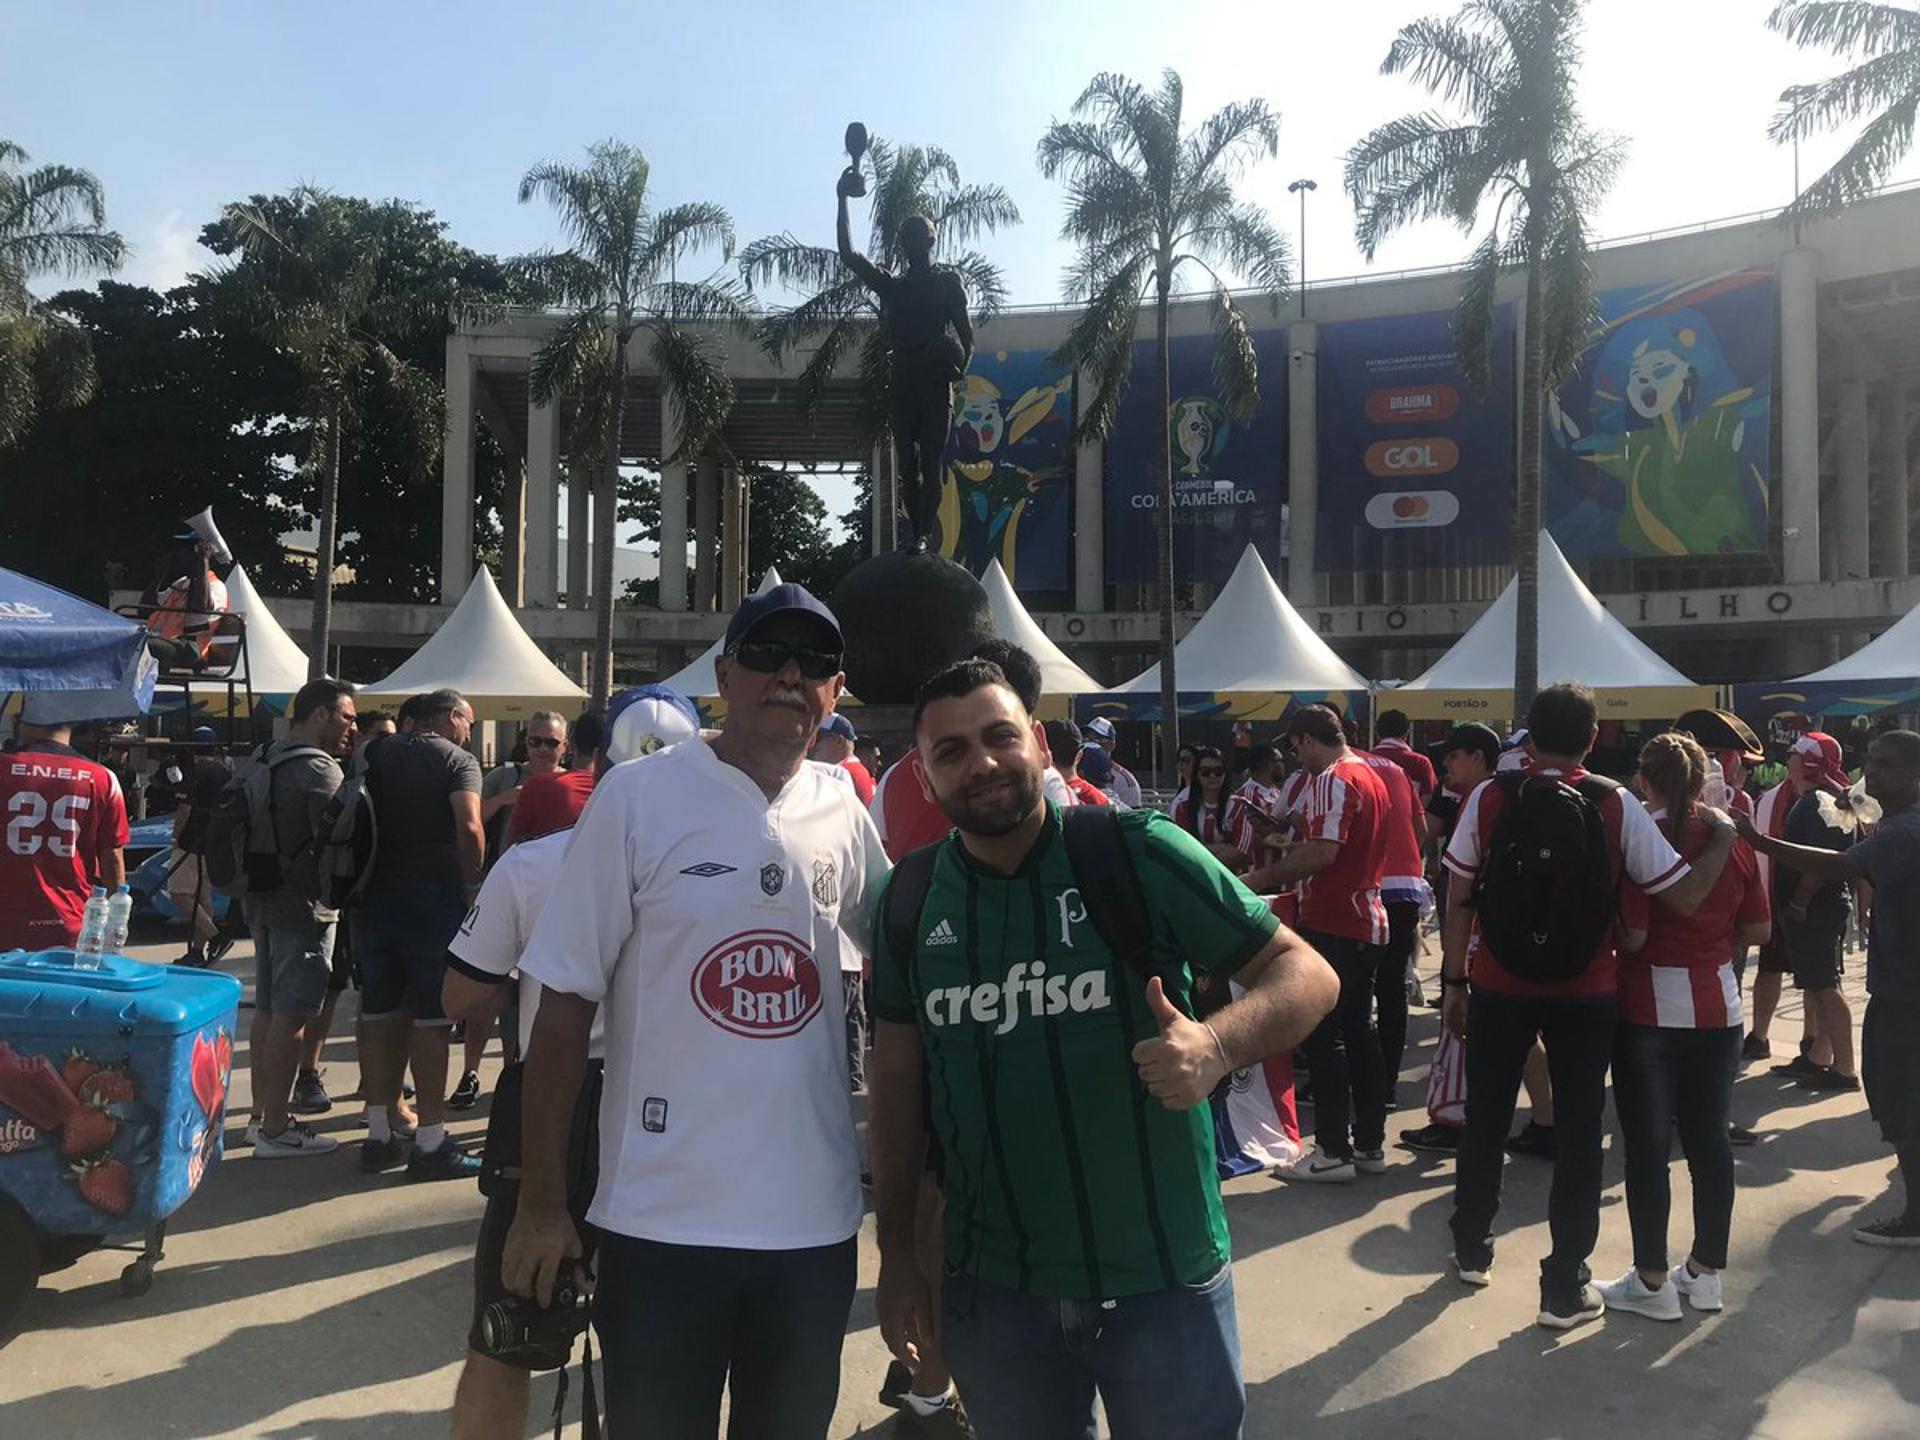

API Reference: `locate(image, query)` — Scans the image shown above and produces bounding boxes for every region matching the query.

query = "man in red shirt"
[1438,684,1736,1329]
[1359,745,1430,1103]
[1243,704,1390,1182]
[1372,709,1437,809]
[1745,741,1820,1063]
[1043,719,1109,807]
[1,701,130,951]
[812,713,875,804]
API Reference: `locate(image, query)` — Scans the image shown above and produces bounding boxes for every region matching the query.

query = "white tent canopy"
[1391,532,1708,719]
[1793,599,1920,682]
[660,568,782,699]
[194,564,311,698]
[1110,545,1368,694]
[359,566,585,720]
[980,560,1102,695]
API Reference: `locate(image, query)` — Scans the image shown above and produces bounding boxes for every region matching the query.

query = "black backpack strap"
[1062,807,1157,985]
[883,840,945,982]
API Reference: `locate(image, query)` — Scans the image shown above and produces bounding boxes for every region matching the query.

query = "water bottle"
[73,887,111,968]
[105,885,134,956]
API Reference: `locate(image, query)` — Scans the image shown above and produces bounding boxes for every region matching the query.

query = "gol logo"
[1365,438,1459,476]
[690,929,822,1038]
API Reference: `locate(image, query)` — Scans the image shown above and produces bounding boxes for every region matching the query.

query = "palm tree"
[0,140,127,450]
[739,139,1018,447]
[1345,0,1621,716]
[515,139,749,705]
[1769,2,1920,214]
[219,188,441,677]
[1037,71,1291,774]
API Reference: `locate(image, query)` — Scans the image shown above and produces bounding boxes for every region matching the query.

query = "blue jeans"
[940,1264,1244,1440]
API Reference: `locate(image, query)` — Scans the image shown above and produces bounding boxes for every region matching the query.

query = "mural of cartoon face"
[953,375,1005,456]
[1627,339,1695,421]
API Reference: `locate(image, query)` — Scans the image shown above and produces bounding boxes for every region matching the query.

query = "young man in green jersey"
[869,658,1339,1439]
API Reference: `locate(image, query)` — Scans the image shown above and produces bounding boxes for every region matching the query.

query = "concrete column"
[1286,320,1319,607]
[1073,369,1104,612]
[1838,382,1871,580]
[1874,388,1910,578]
[526,396,560,606]
[1780,247,1821,584]
[721,465,745,609]
[439,337,476,601]
[872,439,897,554]
[694,455,720,611]
[499,459,526,607]
[659,394,689,612]
[565,473,590,606]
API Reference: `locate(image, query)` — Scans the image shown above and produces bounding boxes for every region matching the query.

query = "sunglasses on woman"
[1198,766,1226,779]
[729,639,843,681]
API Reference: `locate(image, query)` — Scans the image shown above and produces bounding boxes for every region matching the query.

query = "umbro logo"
[680,862,737,878]
[924,918,959,948]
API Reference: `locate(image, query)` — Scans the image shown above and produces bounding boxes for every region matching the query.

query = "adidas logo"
[924,918,959,948]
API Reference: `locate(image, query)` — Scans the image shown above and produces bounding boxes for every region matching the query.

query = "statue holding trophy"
[836,121,973,550]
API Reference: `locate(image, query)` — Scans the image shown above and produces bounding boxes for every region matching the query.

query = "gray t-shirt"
[1846,805,1920,1002]
[262,739,342,907]
[365,733,483,893]
[482,762,524,860]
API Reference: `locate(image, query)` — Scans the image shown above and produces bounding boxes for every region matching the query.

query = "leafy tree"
[214,187,445,676]
[1345,0,1621,715]
[740,139,1017,444]
[515,139,749,705]
[1769,2,1920,213]
[0,139,126,450]
[1037,71,1291,770]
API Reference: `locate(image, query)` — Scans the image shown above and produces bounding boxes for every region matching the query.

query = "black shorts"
[1781,916,1845,992]
[1862,998,1920,1150]
[1754,933,1793,977]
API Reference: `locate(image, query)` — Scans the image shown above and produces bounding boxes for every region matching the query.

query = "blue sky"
[11,0,1912,302]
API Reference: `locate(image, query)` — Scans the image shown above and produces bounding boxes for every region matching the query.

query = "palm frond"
[1345,114,1490,256]
[651,321,735,463]
[1182,99,1281,187]
[787,315,862,431]
[945,250,1009,324]
[737,233,842,295]
[517,157,615,262]
[508,249,607,308]
[1771,44,1920,140]
[1537,203,1598,388]
[1187,202,1292,313]
[640,200,736,274]
[1383,13,1510,111]
[1049,255,1148,442]
[753,276,870,362]
[932,183,1021,247]
[1209,287,1261,424]
[1768,1,1920,54]
[1453,228,1508,391]
[529,305,612,408]
[639,275,756,328]
[0,225,128,281]
[854,328,894,446]
[1790,86,1920,211]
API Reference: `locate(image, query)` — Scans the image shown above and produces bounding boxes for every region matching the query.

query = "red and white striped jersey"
[1359,749,1430,904]
[1751,780,1794,905]
[1618,807,1767,1028]
[1296,753,1390,945]
[1372,736,1437,808]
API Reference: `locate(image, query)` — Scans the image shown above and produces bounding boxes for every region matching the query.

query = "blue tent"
[0,567,156,718]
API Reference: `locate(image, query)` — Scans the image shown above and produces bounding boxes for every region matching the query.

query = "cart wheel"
[118,1256,154,1298]
[0,1198,39,1337]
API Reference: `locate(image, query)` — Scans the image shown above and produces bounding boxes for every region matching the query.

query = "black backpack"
[1469,772,1620,983]
[883,806,1161,987]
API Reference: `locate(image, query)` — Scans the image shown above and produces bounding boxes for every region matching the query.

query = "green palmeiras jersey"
[871,804,1279,1299]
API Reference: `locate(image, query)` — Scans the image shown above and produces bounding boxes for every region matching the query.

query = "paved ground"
[1,928,1915,1439]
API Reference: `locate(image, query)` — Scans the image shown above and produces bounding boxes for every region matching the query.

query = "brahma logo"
[690,929,822,1038]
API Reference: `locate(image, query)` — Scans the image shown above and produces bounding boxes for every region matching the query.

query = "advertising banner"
[1546,267,1776,558]
[934,347,1075,591]
[1315,306,1515,571]
[1104,332,1288,586]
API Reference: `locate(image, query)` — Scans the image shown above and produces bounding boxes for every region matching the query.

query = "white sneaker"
[253,1120,339,1158]
[1451,1255,1492,1288]
[242,1118,261,1147]
[1279,1146,1356,1183]
[1670,1261,1723,1312]
[1597,1268,1682,1321]
[1354,1149,1388,1175]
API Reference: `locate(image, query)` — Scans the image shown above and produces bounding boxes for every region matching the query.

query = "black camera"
[478,1260,592,1368]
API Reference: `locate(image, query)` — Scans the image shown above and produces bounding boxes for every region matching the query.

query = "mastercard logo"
[1364,490,1461,529]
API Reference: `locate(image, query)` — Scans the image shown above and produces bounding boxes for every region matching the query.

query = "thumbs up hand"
[1130,975,1230,1111]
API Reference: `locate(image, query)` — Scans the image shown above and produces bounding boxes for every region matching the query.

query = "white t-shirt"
[519,737,891,1250]
[448,829,604,1057]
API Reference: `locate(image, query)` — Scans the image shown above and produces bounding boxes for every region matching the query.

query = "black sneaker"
[1796,1066,1860,1093]
[448,1070,481,1111]
[206,934,236,965]
[360,1137,408,1172]
[176,947,211,969]
[1852,1214,1920,1248]
[1537,1282,1606,1331]
[878,1359,913,1408]
[1399,1124,1461,1154]
[1727,1123,1759,1147]
[407,1137,482,1183]
[1740,1032,1771,1061]
[288,1068,332,1115]
[1770,1055,1825,1080]
[1506,1122,1557,1160]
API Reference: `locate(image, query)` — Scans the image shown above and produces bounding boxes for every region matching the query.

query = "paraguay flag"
[1212,978,1302,1176]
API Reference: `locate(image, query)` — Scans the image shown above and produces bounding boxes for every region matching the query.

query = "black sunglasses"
[1198,766,1227,778]
[526,736,562,750]
[730,639,843,681]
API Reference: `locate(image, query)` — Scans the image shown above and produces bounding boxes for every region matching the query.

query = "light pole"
[1288,178,1317,317]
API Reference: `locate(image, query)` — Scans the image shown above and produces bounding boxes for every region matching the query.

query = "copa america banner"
[1314,306,1515,572]
[1104,332,1288,586]
[1545,268,1776,558]
[935,346,1074,592]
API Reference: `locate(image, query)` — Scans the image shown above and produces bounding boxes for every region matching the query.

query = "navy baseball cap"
[722,583,843,655]
[819,713,858,741]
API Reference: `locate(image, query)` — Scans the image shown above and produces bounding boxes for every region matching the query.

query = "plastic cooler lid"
[0,951,165,992]
[0,950,241,1033]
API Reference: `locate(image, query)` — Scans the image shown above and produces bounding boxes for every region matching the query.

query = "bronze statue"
[836,122,973,550]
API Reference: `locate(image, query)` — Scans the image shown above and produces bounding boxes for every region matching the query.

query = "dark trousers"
[1450,989,1617,1291]
[1375,900,1421,1091]
[1613,1022,1740,1271]
[1298,930,1387,1159]
[593,1232,858,1440]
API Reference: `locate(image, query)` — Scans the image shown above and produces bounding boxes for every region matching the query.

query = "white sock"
[904,1387,955,1417]
[366,1106,392,1143]
[416,1122,446,1152]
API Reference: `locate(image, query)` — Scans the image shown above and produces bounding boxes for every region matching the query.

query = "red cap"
[1790,732,1850,795]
